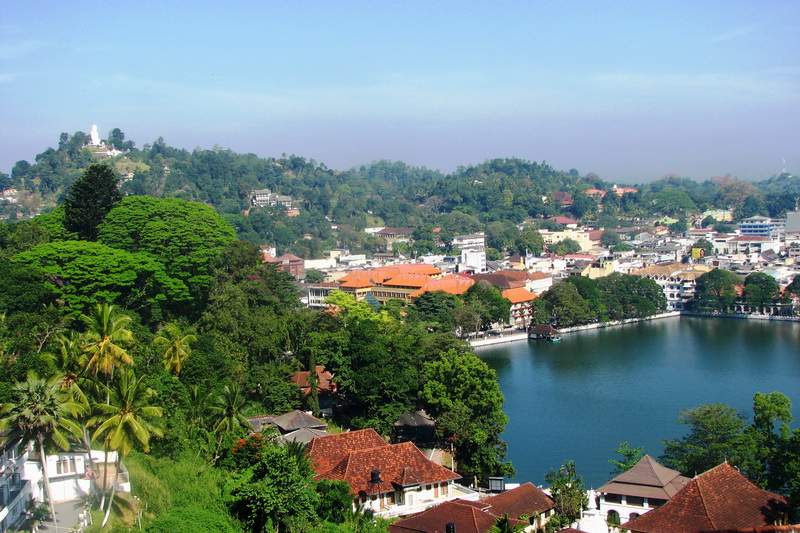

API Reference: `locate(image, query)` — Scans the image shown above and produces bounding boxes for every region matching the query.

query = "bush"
[146,506,239,533]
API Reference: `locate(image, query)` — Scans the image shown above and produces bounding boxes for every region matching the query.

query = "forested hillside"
[5,129,796,259]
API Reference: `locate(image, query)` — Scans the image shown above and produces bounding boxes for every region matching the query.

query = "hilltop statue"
[89,125,101,146]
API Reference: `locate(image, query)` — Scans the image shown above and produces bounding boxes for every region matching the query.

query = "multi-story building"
[0,438,32,533]
[738,216,784,239]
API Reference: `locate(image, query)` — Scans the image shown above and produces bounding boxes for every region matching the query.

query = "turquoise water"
[475,317,800,488]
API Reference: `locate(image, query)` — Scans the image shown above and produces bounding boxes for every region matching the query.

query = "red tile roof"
[470,273,525,290]
[482,482,554,518]
[382,273,431,288]
[307,428,388,474]
[548,216,579,225]
[308,429,459,496]
[388,500,526,533]
[623,462,788,533]
[290,365,336,394]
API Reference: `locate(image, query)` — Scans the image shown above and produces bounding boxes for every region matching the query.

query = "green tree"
[13,240,190,318]
[82,303,135,386]
[609,442,646,475]
[97,196,236,300]
[541,282,593,327]
[421,350,513,480]
[744,272,780,313]
[90,369,163,525]
[600,230,621,248]
[305,269,326,284]
[409,290,462,331]
[653,190,697,216]
[0,372,85,528]
[661,403,756,476]
[62,164,122,240]
[463,281,512,329]
[229,445,320,532]
[553,238,582,256]
[490,513,526,533]
[544,460,588,529]
[154,322,196,376]
[208,384,253,457]
[514,230,545,256]
[691,268,743,313]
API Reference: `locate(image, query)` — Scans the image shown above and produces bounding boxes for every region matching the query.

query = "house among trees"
[597,454,690,525]
[306,428,476,518]
[621,462,789,533]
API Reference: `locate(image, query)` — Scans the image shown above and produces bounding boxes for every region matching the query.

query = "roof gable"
[482,482,555,518]
[388,500,525,533]
[623,463,788,533]
[598,454,690,500]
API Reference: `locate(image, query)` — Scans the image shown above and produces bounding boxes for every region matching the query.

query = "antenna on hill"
[782,157,788,174]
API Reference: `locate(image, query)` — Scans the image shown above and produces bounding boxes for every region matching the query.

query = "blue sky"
[1,1,798,182]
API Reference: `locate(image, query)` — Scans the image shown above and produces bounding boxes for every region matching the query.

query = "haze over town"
[1,1,798,182]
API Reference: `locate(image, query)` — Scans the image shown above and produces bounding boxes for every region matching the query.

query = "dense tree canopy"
[62,164,122,240]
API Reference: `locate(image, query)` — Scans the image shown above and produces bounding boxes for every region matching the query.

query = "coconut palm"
[82,303,134,385]
[90,369,162,526]
[153,321,196,376]
[208,384,252,459]
[0,372,85,531]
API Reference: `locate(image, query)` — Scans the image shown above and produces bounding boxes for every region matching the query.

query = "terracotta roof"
[502,287,538,304]
[548,216,579,225]
[307,428,388,474]
[623,462,788,533]
[290,365,335,394]
[315,439,460,496]
[588,230,604,240]
[375,264,443,277]
[388,500,526,533]
[598,455,690,500]
[689,526,800,533]
[382,273,431,288]
[277,253,304,261]
[482,482,555,518]
[409,276,475,298]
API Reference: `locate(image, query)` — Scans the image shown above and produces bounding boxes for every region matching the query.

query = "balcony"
[0,478,32,524]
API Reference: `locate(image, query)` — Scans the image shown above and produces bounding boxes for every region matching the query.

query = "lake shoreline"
[469,310,800,348]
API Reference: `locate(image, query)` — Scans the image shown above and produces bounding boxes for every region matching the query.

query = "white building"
[597,455,689,526]
[0,438,33,533]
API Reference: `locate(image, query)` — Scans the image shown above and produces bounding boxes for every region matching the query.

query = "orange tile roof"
[409,275,475,298]
[374,264,443,277]
[623,462,788,533]
[381,273,431,288]
[502,287,538,304]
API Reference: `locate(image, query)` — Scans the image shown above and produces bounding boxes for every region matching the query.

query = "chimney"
[445,523,456,533]
[370,469,381,483]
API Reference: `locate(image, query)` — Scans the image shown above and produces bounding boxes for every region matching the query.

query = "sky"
[1,1,798,183]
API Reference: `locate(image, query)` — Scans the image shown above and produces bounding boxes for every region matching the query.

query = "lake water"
[475,316,800,488]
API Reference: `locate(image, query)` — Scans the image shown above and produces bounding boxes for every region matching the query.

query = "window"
[56,457,75,475]
[627,496,645,507]
[604,493,622,504]
[648,498,666,508]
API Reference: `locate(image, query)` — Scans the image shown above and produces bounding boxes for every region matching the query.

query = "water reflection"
[477,317,800,487]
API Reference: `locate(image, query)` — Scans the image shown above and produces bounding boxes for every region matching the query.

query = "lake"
[475,316,800,488]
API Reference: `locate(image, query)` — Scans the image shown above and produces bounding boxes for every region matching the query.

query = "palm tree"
[490,513,525,533]
[208,384,252,459]
[82,303,134,386]
[153,321,196,376]
[0,372,85,531]
[90,369,162,526]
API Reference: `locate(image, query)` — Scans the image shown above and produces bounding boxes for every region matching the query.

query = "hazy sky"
[1,1,798,183]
